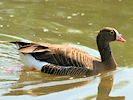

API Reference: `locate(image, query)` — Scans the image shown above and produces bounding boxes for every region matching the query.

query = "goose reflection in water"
[84,75,125,100]
[3,71,125,100]
[96,75,125,100]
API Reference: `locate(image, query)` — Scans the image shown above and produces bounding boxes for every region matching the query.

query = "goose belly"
[19,53,48,70]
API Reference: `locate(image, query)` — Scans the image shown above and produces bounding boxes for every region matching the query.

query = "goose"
[11,27,126,76]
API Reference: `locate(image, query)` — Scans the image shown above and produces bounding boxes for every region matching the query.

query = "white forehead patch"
[113,28,119,34]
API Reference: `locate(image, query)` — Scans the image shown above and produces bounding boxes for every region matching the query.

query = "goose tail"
[10,41,30,48]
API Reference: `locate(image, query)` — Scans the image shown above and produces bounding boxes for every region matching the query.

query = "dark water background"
[0,0,133,100]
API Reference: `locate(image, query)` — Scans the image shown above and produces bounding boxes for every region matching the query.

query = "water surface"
[0,0,133,100]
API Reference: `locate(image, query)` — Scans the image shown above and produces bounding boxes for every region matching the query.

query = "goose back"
[12,42,99,70]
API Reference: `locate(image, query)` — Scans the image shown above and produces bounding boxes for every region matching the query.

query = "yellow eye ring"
[110,30,114,35]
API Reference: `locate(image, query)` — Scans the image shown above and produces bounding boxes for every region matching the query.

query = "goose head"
[97,27,126,43]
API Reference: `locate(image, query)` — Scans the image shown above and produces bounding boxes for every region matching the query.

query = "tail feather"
[10,41,30,48]
[10,41,30,45]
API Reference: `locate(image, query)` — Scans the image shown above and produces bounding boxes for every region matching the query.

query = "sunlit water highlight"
[0,0,133,100]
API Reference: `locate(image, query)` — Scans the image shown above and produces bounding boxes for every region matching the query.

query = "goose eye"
[110,30,114,35]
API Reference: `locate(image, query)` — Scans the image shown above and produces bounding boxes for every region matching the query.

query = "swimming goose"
[11,27,126,76]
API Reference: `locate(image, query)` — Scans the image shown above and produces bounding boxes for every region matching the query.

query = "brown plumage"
[11,27,126,76]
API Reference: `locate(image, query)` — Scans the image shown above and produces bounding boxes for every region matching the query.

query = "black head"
[98,27,126,42]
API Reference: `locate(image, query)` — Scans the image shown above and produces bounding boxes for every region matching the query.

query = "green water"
[0,0,133,100]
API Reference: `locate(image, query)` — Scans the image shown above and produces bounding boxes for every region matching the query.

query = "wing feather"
[11,42,99,69]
